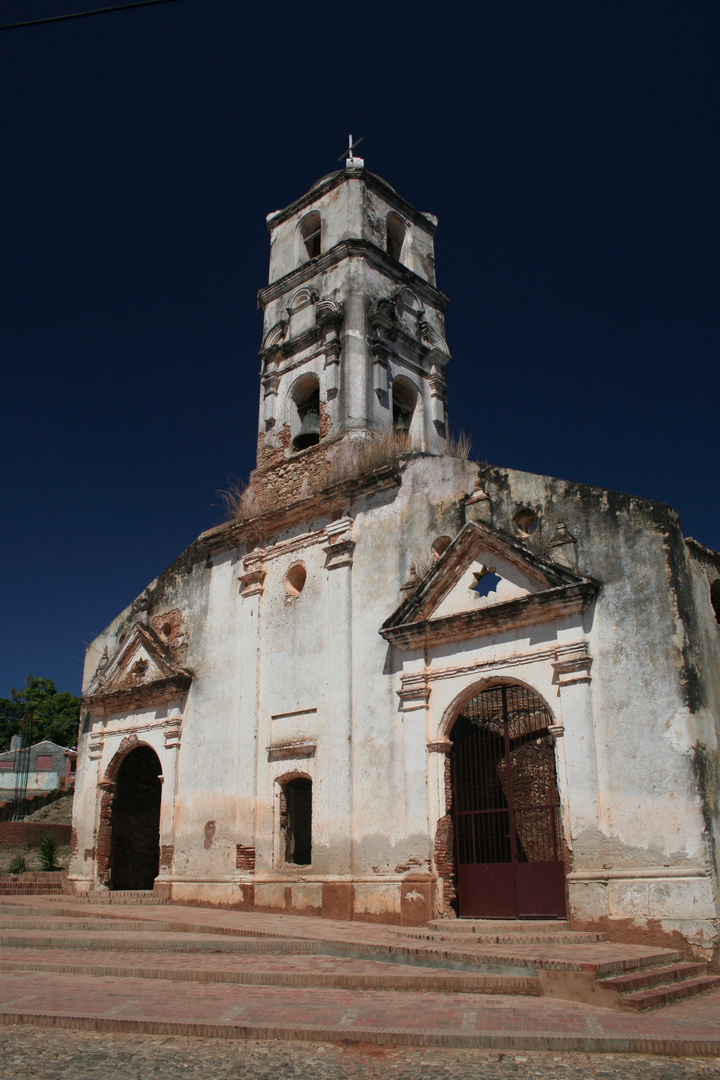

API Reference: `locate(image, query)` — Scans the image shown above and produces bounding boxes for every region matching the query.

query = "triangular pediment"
[381,521,598,650]
[84,622,192,711]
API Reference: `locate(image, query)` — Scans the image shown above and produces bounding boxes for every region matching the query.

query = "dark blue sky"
[1,0,718,698]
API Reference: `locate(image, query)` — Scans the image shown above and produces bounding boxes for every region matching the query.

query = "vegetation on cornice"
[218,429,472,524]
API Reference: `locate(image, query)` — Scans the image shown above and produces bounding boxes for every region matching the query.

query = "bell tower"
[255,149,452,468]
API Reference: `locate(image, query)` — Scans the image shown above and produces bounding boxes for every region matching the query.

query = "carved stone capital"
[552,644,592,687]
[398,674,430,712]
[323,538,355,570]
[427,739,452,755]
[164,716,182,750]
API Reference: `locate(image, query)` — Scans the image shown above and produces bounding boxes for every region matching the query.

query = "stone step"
[428,919,570,933]
[620,974,720,1011]
[598,961,709,994]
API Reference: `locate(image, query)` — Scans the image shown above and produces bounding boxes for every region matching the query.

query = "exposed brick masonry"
[433,754,456,915]
[0,822,72,849]
[236,844,256,872]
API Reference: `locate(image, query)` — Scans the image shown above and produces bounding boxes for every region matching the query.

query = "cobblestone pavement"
[0,1026,719,1080]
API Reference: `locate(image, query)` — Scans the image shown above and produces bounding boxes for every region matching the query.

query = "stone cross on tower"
[340,134,364,169]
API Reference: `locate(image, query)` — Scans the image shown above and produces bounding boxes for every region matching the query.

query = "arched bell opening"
[298,211,322,261]
[390,376,418,443]
[386,211,408,264]
[449,681,566,919]
[291,373,321,452]
[108,744,162,891]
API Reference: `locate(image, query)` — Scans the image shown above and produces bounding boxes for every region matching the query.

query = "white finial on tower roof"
[338,134,364,169]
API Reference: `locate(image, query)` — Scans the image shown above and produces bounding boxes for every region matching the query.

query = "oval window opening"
[284,563,307,597]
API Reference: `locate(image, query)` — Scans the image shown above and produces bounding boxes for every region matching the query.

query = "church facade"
[70,156,720,958]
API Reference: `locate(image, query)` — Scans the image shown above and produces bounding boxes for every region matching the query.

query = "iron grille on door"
[452,684,566,919]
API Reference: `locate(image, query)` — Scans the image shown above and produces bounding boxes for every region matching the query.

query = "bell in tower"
[292,387,321,451]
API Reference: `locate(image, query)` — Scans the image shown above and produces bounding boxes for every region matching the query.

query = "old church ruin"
[70,151,720,957]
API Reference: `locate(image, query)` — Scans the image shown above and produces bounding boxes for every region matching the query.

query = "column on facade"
[238,550,265,876]
[323,519,355,876]
[551,647,600,862]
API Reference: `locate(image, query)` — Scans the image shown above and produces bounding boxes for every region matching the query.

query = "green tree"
[0,676,80,752]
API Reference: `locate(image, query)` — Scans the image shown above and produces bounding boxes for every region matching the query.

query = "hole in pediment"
[514,508,539,536]
[432,535,452,560]
[471,570,502,598]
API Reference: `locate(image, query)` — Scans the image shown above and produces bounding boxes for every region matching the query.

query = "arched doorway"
[451,683,566,919]
[109,745,162,891]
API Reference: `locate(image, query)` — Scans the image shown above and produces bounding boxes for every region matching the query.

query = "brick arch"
[96,736,163,887]
[438,676,555,746]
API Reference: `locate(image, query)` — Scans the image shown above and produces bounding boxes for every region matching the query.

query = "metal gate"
[452,684,566,919]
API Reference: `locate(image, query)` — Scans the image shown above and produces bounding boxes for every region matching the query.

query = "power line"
[0,0,184,31]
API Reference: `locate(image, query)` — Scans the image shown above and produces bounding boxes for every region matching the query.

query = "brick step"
[0,932,539,976]
[598,961,710,994]
[0,952,540,996]
[0,918,174,933]
[72,892,169,905]
[402,930,605,945]
[590,950,687,978]
[0,884,64,895]
[428,919,570,933]
[620,974,720,1011]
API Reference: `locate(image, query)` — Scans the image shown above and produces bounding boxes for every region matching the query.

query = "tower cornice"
[266,168,438,236]
[257,238,450,312]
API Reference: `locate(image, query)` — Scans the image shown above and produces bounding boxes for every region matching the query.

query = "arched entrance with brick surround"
[450,682,566,919]
[97,741,162,891]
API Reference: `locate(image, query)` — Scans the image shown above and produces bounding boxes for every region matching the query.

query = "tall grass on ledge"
[445,430,472,459]
[218,428,474,522]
